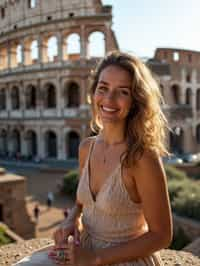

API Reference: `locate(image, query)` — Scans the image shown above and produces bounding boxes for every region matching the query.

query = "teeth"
[102,106,117,112]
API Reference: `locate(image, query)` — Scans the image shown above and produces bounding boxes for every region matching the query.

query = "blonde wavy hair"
[89,51,169,167]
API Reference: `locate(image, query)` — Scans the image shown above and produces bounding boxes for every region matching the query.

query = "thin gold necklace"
[102,139,125,164]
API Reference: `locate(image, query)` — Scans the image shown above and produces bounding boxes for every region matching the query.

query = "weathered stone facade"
[149,48,200,154]
[0,0,118,161]
[0,170,35,239]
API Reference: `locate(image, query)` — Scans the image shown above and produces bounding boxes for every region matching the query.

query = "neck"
[100,126,125,146]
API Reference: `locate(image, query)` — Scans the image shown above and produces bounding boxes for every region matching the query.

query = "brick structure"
[0,169,35,239]
[0,0,118,161]
[148,48,200,154]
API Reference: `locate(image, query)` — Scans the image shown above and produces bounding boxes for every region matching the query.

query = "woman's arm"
[53,137,92,245]
[89,151,173,265]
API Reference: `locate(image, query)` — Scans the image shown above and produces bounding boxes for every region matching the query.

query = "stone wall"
[0,170,35,239]
[0,238,200,266]
[173,213,200,241]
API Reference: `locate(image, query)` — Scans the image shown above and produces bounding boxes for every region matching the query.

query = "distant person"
[63,207,69,219]
[47,191,54,209]
[33,204,40,223]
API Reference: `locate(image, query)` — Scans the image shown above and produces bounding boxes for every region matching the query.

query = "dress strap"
[86,136,96,165]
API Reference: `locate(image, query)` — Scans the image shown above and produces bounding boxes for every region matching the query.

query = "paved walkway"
[8,166,75,239]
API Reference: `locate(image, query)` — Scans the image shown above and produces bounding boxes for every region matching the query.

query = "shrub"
[61,170,79,198]
[165,165,200,221]
[165,165,188,181]
[169,227,191,250]
[0,227,12,246]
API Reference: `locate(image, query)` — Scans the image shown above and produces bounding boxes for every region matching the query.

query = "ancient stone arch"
[66,130,80,158]
[185,88,192,105]
[196,89,200,111]
[171,84,181,105]
[45,130,57,158]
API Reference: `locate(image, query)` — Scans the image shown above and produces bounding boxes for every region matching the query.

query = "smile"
[101,106,118,112]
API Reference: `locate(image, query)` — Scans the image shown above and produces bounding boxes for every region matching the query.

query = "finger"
[67,235,75,265]
[74,226,80,246]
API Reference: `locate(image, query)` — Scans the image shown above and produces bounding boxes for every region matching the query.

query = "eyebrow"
[98,80,131,89]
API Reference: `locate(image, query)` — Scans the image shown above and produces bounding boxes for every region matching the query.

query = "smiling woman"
[14,51,172,266]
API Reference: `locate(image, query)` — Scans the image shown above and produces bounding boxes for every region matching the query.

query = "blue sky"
[102,0,200,58]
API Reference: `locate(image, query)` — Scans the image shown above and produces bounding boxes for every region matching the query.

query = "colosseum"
[149,48,200,154]
[0,0,118,161]
[0,0,199,162]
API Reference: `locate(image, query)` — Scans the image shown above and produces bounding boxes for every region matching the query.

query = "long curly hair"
[89,51,169,167]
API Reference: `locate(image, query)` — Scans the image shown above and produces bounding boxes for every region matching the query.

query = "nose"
[105,91,116,101]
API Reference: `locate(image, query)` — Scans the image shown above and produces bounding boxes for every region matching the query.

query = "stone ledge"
[0,238,200,266]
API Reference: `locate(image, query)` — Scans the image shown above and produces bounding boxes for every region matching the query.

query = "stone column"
[57,128,65,160]
[7,42,11,69]
[80,25,88,58]
[38,35,46,64]
[6,84,11,113]
[105,22,112,53]
[57,32,63,62]
[57,77,64,117]
[38,127,45,159]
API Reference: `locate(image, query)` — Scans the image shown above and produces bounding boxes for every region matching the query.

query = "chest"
[88,149,141,204]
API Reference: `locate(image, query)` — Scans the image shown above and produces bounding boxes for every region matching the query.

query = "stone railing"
[173,213,200,241]
[0,238,200,266]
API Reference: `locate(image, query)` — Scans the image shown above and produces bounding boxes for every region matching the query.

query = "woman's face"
[93,65,133,126]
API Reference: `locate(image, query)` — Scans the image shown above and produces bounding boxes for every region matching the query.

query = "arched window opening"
[173,52,179,62]
[31,40,39,62]
[47,36,58,62]
[11,129,21,156]
[196,89,200,111]
[0,88,6,110]
[25,130,37,158]
[45,131,57,158]
[0,129,7,156]
[196,125,200,144]
[11,86,20,109]
[65,82,80,107]
[171,84,180,104]
[67,131,80,158]
[88,31,105,58]
[185,88,192,105]
[170,127,184,154]
[0,48,7,69]
[26,85,36,109]
[186,73,191,83]
[16,44,23,64]
[65,33,80,60]
[28,0,37,9]
[45,84,56,108]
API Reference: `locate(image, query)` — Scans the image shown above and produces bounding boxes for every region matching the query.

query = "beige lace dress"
[14,139,164,266]
[76,139,164,266]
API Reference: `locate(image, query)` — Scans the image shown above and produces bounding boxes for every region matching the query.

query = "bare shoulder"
[134,150,163,172]
[79,136,96,170]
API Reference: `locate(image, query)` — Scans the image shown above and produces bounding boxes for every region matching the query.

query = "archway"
[67,131,80,158]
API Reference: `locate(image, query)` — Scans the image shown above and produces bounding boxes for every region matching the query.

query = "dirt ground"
[13,167,75,239]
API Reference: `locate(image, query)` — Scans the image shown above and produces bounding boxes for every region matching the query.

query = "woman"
[14,51,172,266]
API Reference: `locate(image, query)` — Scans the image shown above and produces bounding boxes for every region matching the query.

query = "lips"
[101,106,118,112]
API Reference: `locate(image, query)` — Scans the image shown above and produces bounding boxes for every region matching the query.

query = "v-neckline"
[87,158,120,203]
[87,140,121,203]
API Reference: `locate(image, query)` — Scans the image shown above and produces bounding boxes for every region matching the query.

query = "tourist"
[14,51,173,265]
[33,204,40,223]
[47,191,54,209]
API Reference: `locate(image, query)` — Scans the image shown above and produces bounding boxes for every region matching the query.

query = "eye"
[119,89,130,96]
[96,86,107,93]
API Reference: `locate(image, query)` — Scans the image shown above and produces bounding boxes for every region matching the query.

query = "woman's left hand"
[48,243,97,266]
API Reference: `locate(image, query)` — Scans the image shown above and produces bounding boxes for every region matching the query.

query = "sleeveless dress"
[14,138,164,266]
